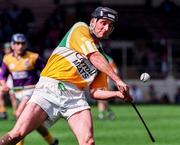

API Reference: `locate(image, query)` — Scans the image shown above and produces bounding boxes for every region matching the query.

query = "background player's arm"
[35,55,46,71]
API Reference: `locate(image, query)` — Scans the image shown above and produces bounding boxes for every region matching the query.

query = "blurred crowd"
[0,1,180,78]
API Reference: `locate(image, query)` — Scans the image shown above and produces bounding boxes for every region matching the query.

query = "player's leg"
[97,100,107,119]
[15,97,29,118]
[105,79,116,120]
[16,96,59,145]
[0,102,48,145]
[15,97,30,145]
[98,100,115,120]
[0,91,7,120]
[9,91,17,117]
[68,109,95,145]
[36,125,59,145]
[106,104,115,120]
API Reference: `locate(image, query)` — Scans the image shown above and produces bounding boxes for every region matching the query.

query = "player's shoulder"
[73,21,89,28]
[72,21,89,31]
[3,53,13,61]
[26,51,39,58]
[71,21,91,39]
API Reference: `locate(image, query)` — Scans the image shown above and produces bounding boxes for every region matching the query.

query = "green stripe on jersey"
[58,30,70,47]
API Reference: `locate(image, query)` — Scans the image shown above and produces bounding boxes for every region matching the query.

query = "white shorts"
[28,77,90,127]
[14,88,34,102]
[6,75,13,88]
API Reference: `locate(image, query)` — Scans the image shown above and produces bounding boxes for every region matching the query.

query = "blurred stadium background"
[1,0,180,104]
[1,1,180,145]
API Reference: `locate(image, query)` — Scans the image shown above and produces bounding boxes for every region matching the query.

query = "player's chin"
[96,32,106,38]
[96,34,103,39]
[99,34,108,39]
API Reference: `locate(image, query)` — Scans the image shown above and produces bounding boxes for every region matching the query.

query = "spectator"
[160,93,170,104]
[18,7,35,34]
[158,0,178,16]
[147,84,159,104]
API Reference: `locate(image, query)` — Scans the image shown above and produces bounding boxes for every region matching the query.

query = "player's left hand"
[1,84,9,92]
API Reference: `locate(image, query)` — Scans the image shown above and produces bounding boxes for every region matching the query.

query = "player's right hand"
[115,81,133,103]
[116,80,129,95]
[1,85,9,92]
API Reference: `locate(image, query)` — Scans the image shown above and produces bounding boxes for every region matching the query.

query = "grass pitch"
[0,105,180,145]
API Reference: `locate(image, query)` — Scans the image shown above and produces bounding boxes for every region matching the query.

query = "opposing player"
[0,42,16,120]
[97,53,118,120]
[0,7,132,145]
[0,34,59,145]
[0,76,7,120]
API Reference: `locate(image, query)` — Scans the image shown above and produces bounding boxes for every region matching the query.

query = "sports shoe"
[108,112,115,120]
[98,112,105,120]
[50,138,59,145]
[0,112,8,120]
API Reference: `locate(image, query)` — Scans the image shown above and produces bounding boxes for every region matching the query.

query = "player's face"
[11,42,27,55]
[4,48,12,54]
[91,18,114,39]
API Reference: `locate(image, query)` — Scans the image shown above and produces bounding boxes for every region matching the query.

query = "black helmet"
[91,7,118,22]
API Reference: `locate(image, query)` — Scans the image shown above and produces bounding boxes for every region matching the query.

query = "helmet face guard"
[91,7,118,23]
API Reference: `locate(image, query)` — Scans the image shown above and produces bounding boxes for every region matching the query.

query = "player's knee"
[86,137,95,145]
[81,134,95,145]
[15,111,21,118]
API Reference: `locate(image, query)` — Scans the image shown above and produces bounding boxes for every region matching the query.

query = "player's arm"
[88,51,129,94]
[0,80,9,92]
[74,24,128,94]
[88,51,119,81]
[90,88,132,102]
[35,55,46,71]
[0,63,10,92]
[89,71,132,102]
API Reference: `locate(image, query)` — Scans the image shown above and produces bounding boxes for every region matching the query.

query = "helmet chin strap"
[89,18,98,38]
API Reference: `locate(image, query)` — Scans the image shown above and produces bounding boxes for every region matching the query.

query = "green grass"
[1,105,180,145]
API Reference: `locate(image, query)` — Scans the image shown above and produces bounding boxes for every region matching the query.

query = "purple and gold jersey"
[0,51,45,87]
